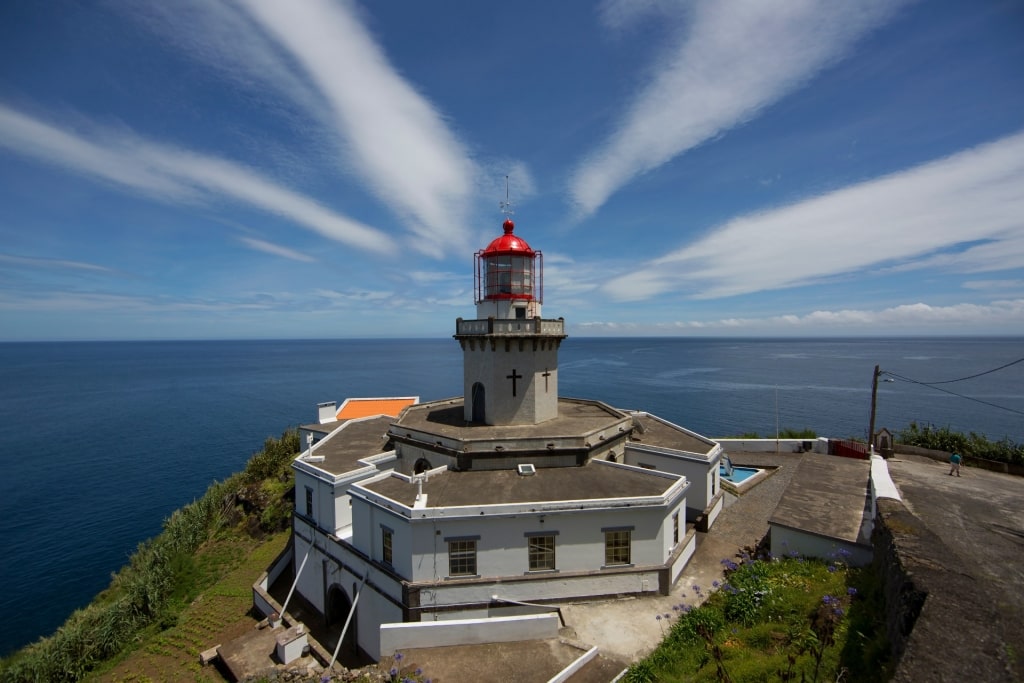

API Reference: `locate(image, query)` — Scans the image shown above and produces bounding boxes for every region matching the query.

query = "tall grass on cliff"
[897,422,1023,465]
[0,429,299,682]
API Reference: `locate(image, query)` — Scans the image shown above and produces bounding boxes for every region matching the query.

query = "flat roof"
[627,413,716,456]
[392,396,630,441]
[337,397,417,420]
[362,460,678,507]
[769,455,871,544]
[306,415,394,476]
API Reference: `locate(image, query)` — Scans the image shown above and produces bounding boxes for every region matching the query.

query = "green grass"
[625,551,891,682]
[91,531,290,682]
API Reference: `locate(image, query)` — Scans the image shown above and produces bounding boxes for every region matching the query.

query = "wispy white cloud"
[313,288,393,305]
[571,0,906,217]
[0,253,113,273]
[604,130,1024,301]
[217,0,477,256]
[238,237,315,263]
[578,299,1024,335]
[0,290,274,313]
[118,2,327,124]
[0,106,197,201]
[0,105,395,254]
[962,279,1024,291]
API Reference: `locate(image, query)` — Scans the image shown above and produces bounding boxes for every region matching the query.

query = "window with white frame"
[527,534,555,571]
[672,512,680,545]
[382,527,393,566]
[604,528,632,566]
[447,538,478,576]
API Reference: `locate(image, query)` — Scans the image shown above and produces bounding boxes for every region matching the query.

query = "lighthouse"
[454,217,566,425]
[285,199,724,665]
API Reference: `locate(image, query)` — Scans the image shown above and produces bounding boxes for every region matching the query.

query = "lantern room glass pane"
[483,254,533,298]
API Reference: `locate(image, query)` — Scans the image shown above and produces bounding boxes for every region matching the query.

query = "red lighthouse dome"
[475,219,542,305]
[481,219,535,257]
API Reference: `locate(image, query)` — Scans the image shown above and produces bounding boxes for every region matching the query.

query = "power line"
[912,356,1024,385]
[881,369,1024,417]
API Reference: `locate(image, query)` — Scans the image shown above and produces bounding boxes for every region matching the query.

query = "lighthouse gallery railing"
[455,317,565,336]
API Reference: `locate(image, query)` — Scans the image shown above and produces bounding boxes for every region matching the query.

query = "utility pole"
[868,364,880,456]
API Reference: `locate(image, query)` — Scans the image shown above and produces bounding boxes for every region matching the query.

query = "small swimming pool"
[719,464,760,483]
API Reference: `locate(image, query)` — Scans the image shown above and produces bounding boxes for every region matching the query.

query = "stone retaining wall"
[871,498,1018,682]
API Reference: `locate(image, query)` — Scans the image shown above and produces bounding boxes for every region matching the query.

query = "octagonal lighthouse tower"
[454,217,566,425]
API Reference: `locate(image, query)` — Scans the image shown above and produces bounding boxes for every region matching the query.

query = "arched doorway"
[325,583,357,659]
[414,458,432,474]
[471,382,486,423]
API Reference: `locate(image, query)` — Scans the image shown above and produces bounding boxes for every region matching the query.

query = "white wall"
[704,494,724,529]
[400,503,679,583]
[379,614,558,655]
[623,445,718,513]
[291,517,406,660]
[416,568,666,609]
[718,438,827,454]
[670,532,697,585]
[769,524,873,567]
[461,340,560,424]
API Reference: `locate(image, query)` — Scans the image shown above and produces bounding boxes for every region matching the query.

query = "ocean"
[1,336,1021,656]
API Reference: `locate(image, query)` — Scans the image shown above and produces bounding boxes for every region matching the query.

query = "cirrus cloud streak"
[571,0,906,217]
[605,130,1024,301]
[0,105,395,254]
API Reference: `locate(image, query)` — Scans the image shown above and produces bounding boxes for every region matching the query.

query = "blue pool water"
[720,464,760,483]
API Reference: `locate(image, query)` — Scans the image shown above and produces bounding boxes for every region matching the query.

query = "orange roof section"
[335,397,418,420]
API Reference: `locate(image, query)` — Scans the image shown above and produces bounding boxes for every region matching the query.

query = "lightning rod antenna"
[500,175,514,219]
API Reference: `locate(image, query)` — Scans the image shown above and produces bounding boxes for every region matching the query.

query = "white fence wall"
[379,614,559,655]
[718,438,828,454]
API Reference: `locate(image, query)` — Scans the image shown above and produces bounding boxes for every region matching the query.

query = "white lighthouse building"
[276,213,726,662]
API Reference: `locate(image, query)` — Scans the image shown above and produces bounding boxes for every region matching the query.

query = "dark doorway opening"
[325,584,358,660]
[471,382,486,423]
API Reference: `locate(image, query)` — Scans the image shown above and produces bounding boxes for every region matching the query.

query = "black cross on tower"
[506,368,523,397]
[542,368,552,392]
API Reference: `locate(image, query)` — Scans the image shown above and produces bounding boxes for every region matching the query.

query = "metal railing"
[455,317,565,336]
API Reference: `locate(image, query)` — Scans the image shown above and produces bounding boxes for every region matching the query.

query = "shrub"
[670,604,727,644]
[897,422,1023,464]
[779,428,817,439]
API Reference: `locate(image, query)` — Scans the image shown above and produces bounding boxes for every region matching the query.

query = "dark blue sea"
[1,337,1021,655]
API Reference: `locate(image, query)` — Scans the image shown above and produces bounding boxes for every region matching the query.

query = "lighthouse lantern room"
[474,218,543,320]
[455,216,566,427]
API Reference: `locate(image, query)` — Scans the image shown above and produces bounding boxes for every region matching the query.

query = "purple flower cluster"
[821,594,845,617]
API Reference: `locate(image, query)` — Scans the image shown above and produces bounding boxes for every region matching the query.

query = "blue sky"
[1,0,1022,340]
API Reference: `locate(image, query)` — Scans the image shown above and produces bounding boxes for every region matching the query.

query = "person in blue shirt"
[949,452,962,477]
